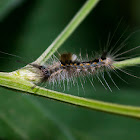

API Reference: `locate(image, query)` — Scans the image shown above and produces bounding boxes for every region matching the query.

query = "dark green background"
[0,0,140,139]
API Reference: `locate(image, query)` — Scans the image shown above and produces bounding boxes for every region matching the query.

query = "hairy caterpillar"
[26,44,139,92]
[31,52,111,82]
[0,43,140,92]
[0,31,140,92]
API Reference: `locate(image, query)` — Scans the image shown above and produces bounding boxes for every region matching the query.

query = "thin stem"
[35,0,100,65]
[113,57,140,68]
[0,71,140,119]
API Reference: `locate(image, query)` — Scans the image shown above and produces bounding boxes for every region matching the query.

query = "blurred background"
[0,0,140,139]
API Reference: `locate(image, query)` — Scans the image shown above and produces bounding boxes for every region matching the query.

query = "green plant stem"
[0,70,140,119]
[35,0,100,65]
[113,57,140,68]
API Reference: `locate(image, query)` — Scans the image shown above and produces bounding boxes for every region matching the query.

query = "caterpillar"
[0,42,140,92]
[26,44,139,92]
[31,52,112,82]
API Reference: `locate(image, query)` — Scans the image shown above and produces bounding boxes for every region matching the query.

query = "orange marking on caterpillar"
[86,63,90,66]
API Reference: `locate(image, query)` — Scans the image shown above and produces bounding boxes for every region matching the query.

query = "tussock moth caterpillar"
[31,52,112,83]
[0,35,140,92]
[27,44,140,92]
